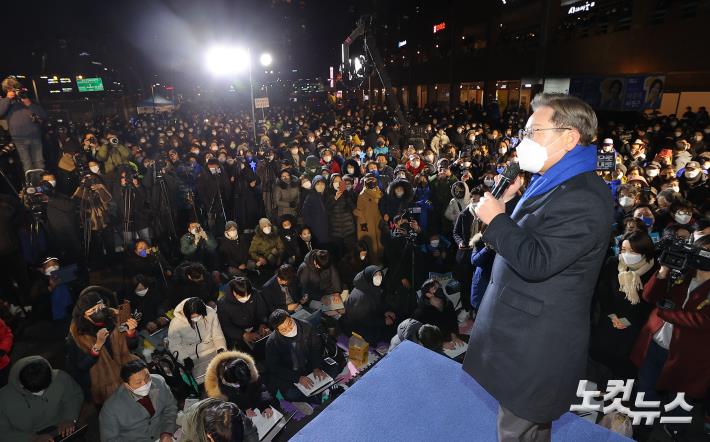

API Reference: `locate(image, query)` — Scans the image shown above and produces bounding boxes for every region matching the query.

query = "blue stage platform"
[292,341,632,441]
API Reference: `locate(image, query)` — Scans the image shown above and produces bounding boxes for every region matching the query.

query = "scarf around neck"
[617,257,654,305]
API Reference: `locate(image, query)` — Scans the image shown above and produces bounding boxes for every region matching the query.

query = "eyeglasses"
[518,127,572,140]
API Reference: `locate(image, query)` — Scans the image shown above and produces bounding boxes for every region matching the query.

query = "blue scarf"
[518,144,597,205]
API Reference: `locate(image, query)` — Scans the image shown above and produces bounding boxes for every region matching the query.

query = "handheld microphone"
[491,162,521,200]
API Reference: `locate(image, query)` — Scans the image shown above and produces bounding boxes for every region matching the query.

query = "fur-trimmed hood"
[204,350,259,400]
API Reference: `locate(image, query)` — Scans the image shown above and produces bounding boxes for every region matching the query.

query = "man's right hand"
[5,90,16,100]
[299,375,314,389]
[493,174,523,203]
[96,328,109,347]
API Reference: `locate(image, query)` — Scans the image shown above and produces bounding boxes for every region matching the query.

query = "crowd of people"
[0,83,709,441]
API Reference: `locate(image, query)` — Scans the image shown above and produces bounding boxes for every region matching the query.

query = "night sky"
[3,0,375,87]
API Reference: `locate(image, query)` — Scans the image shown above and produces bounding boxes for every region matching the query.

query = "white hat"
[603,138,613,145]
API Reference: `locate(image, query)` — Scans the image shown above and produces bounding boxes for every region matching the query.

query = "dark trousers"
[497,405,551,442]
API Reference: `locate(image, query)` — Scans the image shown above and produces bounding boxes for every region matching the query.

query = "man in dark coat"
[217,278,271,351]
[342,265,395,344]
[463,93,614,439]
[261,264,305,313]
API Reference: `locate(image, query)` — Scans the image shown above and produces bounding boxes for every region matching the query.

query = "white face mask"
[483,178,495,187]
[619,196,635,208]
[262,226,272,235]
[90,165,100,174]
[646,169,659,177]
[44,265,59,276]
[135,288,149,297]
[685,170,700,179]
[190,228,199,235]
[48,180,56,187]
[282,324,297,338]
[674,213,692,225]
[372,274,383,287]
[191,316,202,323]
[236,294,251,303]
[671,186,680,193]
[31,390,45,396]
[359,252,367,261]
[225,230,238,240]
[621,252,644,266]
[131,381,152,397]
[515,137,549,173]
[430,240,440,248]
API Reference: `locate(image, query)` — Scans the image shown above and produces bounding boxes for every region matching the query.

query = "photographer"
[82,133,100,161]
[96,132,131,178]
[180,222,218,269]
[0,76,47,172]
[381,214,424,319]
[630,235,710,437]
[43,180,83,263]
[112,166,151,247]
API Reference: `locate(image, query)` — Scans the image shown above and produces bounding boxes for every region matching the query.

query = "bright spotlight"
[260,53,273,67]
[206,46,249,76]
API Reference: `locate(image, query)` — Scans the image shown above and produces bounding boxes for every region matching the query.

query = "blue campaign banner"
[622,76,646,111]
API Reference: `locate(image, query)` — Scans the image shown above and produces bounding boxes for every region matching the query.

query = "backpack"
[148,348,199,401]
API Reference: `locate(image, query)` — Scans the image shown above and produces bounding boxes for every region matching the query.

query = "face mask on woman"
[620,252,644,266]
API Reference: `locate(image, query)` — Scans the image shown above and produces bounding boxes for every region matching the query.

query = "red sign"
[165,86,174,91]
[433,22,446,33]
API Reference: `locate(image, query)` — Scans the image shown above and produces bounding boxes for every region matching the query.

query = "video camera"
[108,136,119,145]
[656,235,710,280]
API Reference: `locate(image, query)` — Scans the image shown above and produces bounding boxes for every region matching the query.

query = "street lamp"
[150,83,160,113]
[205,45,273,142]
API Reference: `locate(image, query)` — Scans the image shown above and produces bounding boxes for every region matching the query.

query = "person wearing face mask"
[261,264,306,314]
[204,351,278,422]
[232,158,262,233]
[181,222,219,268]
[444,180,472,229]
[669,201,695,228]
[325,174,357,257]
[413,279,464,351]
[265,310,335,412]
[197,158,232,235]
[124,240,172,285]
[218,221,254,278]
[217,278,270,351]
[168,297,226,367]
[343,158,362,180]
[0,356,83,442]
[301,175,331,247]
[28,257,75,324]
[405,154,426,176]
[65,289,139,405]
[354,175,385,263]
[256,148,281,219]
[614,184,640,228]
[630,235,710,438]
[467,93,614,436]
[248,218,284,269]
[590,231,657,381]
[96,132,131,177]
[378,179,414,223]
[273,168,300,218]
[99,359,178,442]
[319,148,341,175]
[297,249,345,318]
[343,266,396,345]
[680,161,709,207]
[430,128,450,154]
[417,233,451,279]
[120,274,168,334]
